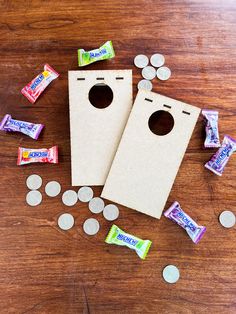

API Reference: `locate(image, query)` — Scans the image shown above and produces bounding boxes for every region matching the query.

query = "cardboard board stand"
[102,90,201,219]
[68,70,132,186]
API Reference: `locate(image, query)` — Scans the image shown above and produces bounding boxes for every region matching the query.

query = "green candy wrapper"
[78,41,115,67]
[105,224,152,260]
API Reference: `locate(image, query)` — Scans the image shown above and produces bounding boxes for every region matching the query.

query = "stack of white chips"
[134,53,171,91]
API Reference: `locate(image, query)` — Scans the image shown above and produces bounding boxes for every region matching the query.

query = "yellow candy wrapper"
[105,224,152,260]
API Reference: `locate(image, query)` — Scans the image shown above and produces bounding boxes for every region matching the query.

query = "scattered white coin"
[58,213,74,230]
[103,204,119,221]
[150,53,165,67]
[45,181,61,197]
[83,218,100,235]
[62,190,78,206]
[89,197,104,214]
[26,174,42,190]
[219,211,235,228]
[156,66,171,81]
[142,66,156,80]
[26,190,42,206]
[78,186,94,202]
[134,54,149,68]
[162,265,180,284]
[137,79,153,91]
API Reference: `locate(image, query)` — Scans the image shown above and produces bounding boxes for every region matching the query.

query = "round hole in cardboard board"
[148,110,174,136]
[89,83,113,109]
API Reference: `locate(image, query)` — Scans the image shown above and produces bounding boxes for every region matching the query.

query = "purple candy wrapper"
[202,109,221,148]
[0,114,44,140]
[164,201,206,244]
[205,135,236,176]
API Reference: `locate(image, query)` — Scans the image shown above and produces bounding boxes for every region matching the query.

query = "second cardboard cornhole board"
[68,69,132,186]
[101,90,201,219]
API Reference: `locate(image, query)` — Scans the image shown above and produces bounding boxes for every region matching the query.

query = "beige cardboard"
[101,90,201,219]
[68,70,132,186]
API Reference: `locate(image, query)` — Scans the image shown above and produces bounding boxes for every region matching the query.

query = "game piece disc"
[78,186,94,202]
[103,204,119,221]
[45,181,61,197]
[26,190,42,206]
[26,174,42,190]
[134,54,149,68]
[156,66,171,81]
[83,218,100,235]
[62,190,78,206]
[150,53,165,67]
[142,66,156,80]
[137,79,153,91]
[219,210,236,228]
[58,213,74,230]
[162,265,180,284]
[89,197,104,214]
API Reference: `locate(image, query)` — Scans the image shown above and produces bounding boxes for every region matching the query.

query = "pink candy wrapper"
[164,201,206,244]
[21,64,59,103]
[0,114,44,140]
[205,135,236,176]
[202,109,221,148]
[17,146,58,165]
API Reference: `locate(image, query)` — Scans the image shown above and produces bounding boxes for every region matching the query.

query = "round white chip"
[26,190,42,207]
[89,197,104,214]
[134,54,149,68]
[137,79,153,91]
[78,186,94,202]
[156,66,171,81]
[45,181,61,197]
[162,265,180,284]
[150,53,165,67]
[219,210,236,228]
[58,213,74,231]
[103,204,119,221]
[83,218,100,236]
[62,190,78,206]
[142,66,156,80]
[26,174,42,190]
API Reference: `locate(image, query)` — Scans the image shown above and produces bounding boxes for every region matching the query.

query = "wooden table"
[0,1,236,313]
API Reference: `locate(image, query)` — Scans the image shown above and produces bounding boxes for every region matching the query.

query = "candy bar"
[105,224,152,260]
[164,201,206,244]
[17,146,58,165]
[21,64,59,103]
[205,135,236,176]
[202,109,221,148]
[78,41,115,67]
[0,114,44,140]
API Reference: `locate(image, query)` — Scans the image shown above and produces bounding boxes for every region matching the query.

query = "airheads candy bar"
[0,114,44,140]
[164,201,206,244]
[105,224,152,260]
[202,109,221,148]
[17,146,58,165]
[78,41,115,66]
[21,64,59,103]
[205,135,236,176]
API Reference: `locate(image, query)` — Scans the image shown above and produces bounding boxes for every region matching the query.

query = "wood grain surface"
[0,1,235,313]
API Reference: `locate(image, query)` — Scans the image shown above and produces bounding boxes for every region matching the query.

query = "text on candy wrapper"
[117,233,138,246]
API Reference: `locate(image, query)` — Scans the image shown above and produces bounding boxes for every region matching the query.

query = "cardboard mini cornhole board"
[102,90,201,219]
[68,70,132,186]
